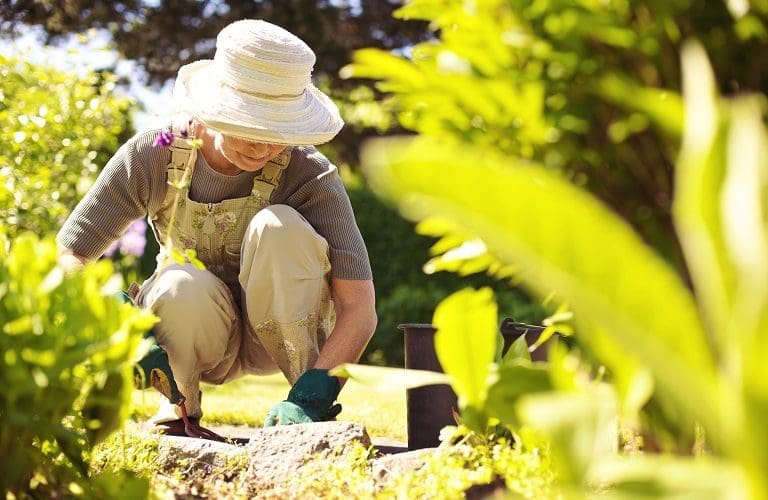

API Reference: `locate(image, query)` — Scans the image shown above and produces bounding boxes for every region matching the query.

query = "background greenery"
[0,49,545,367]
[0,55,133,239]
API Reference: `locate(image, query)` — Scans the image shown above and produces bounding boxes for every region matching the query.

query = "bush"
[0,54,153,284]
[282,439,553,498]
[0,54,133,239]
[0,233,155,496]
[354,0,768,496]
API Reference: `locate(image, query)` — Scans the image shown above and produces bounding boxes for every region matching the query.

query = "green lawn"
[131,372,407,443]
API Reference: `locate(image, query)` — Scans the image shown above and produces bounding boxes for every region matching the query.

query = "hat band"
[221,80,304,100]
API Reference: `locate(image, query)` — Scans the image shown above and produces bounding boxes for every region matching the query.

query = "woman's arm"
[313,277,378,378]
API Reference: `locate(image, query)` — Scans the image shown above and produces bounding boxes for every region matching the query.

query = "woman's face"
[213,132,287,173]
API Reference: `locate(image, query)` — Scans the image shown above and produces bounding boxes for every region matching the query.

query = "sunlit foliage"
[0,233,156,496]
[0,55,133,239]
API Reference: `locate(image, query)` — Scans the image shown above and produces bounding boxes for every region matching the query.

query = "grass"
[131,372,408,443]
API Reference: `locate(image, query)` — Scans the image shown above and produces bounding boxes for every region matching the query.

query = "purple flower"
[104,219,148,258]
[126,219,147,236]
[119,230,147,257]
[153,128,174,148]
[180,119,193,138]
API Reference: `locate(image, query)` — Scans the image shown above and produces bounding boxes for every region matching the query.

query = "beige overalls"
[136,132,334,422]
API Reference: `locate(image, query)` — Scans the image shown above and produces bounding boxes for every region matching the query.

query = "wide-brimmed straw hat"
[173,19,343,145]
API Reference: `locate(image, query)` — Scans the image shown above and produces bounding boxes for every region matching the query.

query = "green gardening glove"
[263,369,342,426]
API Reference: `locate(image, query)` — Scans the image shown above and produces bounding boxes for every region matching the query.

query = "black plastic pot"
[398,319,553,450]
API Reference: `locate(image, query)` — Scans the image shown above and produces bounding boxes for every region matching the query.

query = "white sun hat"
[173,19,343,145]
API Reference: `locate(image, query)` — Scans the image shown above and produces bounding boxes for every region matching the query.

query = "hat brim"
[173,60,343,145]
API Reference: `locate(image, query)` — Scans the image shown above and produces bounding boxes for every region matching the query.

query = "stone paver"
[243,421,370,492]
[147,420,392,494]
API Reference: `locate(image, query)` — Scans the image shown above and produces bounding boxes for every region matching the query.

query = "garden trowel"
[133,336,225,441]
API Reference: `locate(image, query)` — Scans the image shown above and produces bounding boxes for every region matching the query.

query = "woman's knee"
[241,206,330,283]
[146,265,227,312]
[246,204,318,249]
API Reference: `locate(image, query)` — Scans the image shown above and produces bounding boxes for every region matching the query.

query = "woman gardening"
[57,19,377,436]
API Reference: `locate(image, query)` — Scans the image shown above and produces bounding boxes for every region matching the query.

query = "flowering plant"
[152,129,174,148]
[102,218,150,283]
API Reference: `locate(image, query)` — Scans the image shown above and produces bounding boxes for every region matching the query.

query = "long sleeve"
[56,130,168,259]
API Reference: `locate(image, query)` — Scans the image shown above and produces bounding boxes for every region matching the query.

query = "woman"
[57,19,377,434]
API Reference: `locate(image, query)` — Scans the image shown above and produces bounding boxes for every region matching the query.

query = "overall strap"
[168,126,195,180]
[156,126,196,215]
[169,135,193,171]
[252,147,292,202]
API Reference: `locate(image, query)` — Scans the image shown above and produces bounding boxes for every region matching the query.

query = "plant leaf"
[330,363,450,390]
[673,41,736,356]
[485,362,552,426]
[517,387,619,487]
[590,454,747,499]
[432,287,498,409]
[502,335,532,364]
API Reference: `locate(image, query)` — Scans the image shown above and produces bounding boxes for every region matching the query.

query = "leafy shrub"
[0,54,133,239]
[360,31,768,500]
[350,0,768,497]
[382,438,554,499]
[0,233,155,496]
[281,440,553,499]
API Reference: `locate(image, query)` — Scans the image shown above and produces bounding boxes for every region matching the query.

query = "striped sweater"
[57,127,372,280]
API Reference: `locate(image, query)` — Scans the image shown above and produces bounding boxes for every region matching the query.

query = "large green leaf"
[675,42,768,494]
[723,96,768,497]
[517,388,619,487]
[589,454,747,499]
[485,362,552,426]
[673,42,737,357]
[432,287,498,410]
[720,97,768,364]
[362,135,722,445]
